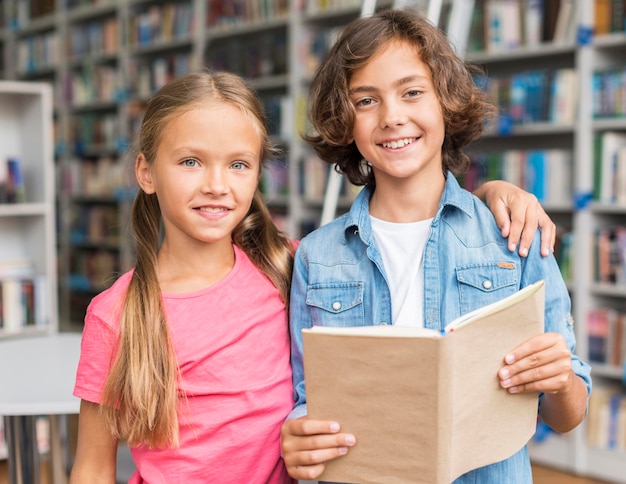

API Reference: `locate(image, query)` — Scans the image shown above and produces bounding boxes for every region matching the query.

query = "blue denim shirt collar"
[343,172,474,245]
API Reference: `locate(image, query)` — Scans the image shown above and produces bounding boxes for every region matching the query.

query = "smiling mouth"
[381,138,416,149]
[197,207,229,213]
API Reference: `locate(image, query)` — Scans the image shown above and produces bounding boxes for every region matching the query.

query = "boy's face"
[348,39,445,189]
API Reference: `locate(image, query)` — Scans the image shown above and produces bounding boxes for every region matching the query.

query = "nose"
[201,166,228,196]
[380,98,408,129]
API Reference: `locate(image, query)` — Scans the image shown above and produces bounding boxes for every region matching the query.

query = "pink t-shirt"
[74,245,295,484]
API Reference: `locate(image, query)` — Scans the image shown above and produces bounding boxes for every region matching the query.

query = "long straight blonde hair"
[100,71,294,448]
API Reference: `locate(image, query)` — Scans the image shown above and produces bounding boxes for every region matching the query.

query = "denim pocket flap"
[306,283,364,314]
[456,263,517,293]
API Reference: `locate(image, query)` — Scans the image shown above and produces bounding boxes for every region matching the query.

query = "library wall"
[0,0,625,481]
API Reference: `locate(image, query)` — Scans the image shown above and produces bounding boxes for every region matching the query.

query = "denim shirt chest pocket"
[306,283,365,327]
[456,263,518,315]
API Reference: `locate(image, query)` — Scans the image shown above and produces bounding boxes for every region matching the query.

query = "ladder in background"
[319,0,475,226]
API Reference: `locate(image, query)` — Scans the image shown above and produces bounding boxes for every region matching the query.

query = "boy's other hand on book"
[280,417,356,480]
[498,332,574,395]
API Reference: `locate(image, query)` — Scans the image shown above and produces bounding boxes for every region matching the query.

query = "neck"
[156,238,235,293]
[369,174,445,223]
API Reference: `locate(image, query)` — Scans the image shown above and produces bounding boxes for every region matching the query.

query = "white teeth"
[200,207,226,213]
[382,138,415,149]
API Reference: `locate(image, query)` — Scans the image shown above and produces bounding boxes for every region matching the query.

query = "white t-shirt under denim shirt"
[370,215,432,327]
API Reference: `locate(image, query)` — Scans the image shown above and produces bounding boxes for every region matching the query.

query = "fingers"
[281,418,356,480]
[491,200,512,239]
[512,204,538,258]
[537,210,557,257]
[513,195,556,258]
[498,333,572,394]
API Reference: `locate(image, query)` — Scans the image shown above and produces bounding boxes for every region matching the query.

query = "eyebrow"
[349,75,430,95]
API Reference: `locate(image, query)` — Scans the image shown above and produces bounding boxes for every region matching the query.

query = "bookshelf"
[463,1,626,482]
[1,0,626,480]
[0,80,58,338]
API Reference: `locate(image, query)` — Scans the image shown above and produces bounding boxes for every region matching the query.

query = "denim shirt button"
[379,322,389,325]
[332,301,342,311]
[482,280,493,289]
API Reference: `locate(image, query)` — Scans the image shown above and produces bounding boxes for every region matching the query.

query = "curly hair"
[305,9,497,187]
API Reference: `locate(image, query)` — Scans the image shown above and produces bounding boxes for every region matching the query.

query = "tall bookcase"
[1,0,626,481]
[0,80,58,338]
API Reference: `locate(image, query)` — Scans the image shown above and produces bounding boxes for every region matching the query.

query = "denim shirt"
[288,173,592,483]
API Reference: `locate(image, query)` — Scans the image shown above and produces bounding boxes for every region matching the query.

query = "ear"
[135,153,156,194]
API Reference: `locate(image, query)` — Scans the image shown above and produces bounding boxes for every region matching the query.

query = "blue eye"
[231,161,246,170]
[182,158,199,167]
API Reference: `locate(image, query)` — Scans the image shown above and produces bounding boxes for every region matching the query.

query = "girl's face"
[136,102,262,250]
[348,39,445,188]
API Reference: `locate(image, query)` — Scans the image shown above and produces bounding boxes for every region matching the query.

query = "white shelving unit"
[0,80,58,339]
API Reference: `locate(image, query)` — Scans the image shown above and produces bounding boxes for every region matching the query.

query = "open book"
[302,280,545,484]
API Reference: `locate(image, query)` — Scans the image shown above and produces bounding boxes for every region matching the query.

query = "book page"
[307,324,441,338]
[445,281,544,481]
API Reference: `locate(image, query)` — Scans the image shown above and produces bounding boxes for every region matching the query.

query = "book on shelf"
[552,0,577,44]
[0,259,48,333]
[465,149,571,205]
[593,132,626,204]
[587,307,626,367]
[587,386,626,452]
[593,226,626,286]
[303,280,545,484]
[0,158,26,204]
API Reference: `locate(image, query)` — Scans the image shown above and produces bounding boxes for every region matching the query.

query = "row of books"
[67,64,119,106]
[587,386,626,452]
[587,307,626,368]
[206,31,288,80]
[593,67,626,120]
[299,154,361,202]
[16,30,60,75]
[68,249,120,293]
[68,17,118,61]
[0,158,26,204]
[301,27,343,78]
[595,0,626,36]
[70,112,120,156]
[593,131,626,204]
[482,68,578,130]
[261,94,291,139]
[302,0,362,16]
[462,149,572,206]
[468,0,578,54]
[131,2,194,48]
[60,156,128,198]
[70,204,121,246]
[130,53,192,100]
[261,157,289,200]
[593,226,626,286]
[9,0,55,27]
[207,0,288,27]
